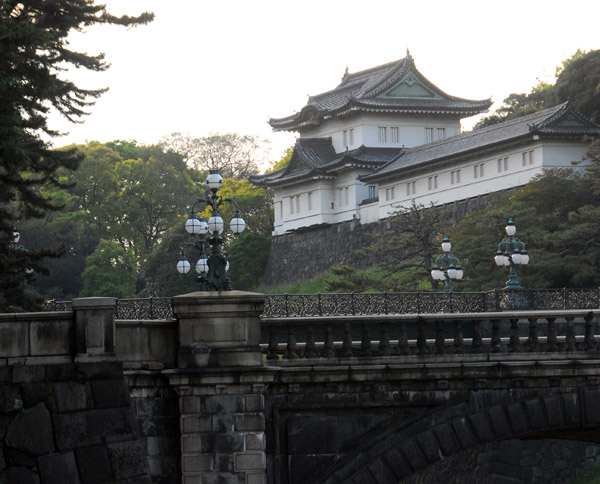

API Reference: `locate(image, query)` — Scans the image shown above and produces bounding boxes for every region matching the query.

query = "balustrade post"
[361,323,372,357]
[384,292,388,315]
[435,320,446,355]
[318,293,322,316]
[584,314,595,352]
[491,319,501,353]
[453,320,464,354]
[416,318,427,356]
[509,318,523,353]
[342,322,353,357]
[285,293,289,317]
[565,317,576,352]
[324,325,335,358]
[379,322,390,356]
[72,297,117,362]
[546,317,558,352]
[305,324,317,358]
[527,318,539,352]
[286,326,298,360]
[397,321,411,356]
[472,320,482,354]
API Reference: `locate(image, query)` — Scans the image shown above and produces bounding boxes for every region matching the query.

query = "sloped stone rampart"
[261,191,515,287]
[0,361,151,484]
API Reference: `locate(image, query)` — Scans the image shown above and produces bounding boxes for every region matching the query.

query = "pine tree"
[0,1,153,310]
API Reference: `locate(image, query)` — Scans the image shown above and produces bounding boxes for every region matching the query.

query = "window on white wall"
[528,150,534,164]
[368,185,377,199]
[390,127,399,144]
[437,128,446,140]
[295,195,300,214]
[344,187,349,205]
[474,163,485,179]
[428,175,438,190]
[289,197,294,215]
[307,192,313,211]
[349,128,354,145]
[406,181,416,196]
[498,157,509,172]
[425,128,433,143]
[378,127,387,143]
[451,169,461,184]
[343,130,348,147]
[275,201,282,221]
[522,152,527,167]
[385,186,396,201]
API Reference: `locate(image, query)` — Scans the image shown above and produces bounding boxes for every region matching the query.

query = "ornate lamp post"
[494,218,529,290]
[176,170,246,291]
[431,236,463,293]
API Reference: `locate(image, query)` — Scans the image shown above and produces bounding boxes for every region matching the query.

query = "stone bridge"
[2,292,600,483]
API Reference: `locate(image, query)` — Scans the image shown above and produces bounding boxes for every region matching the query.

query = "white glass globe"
[447,265,457,279]
[455,267,464,280]
[512,250,522,265]
[494,252,506,266]
[521,251,529,265]
[206,172,223,191]
[431,268,442,280]
[441,238,451,253]
[196,258,209,274]
[177,258,191,274]
[185,217,209,235]
[230,214,246,234]
[505,221,516,237]
[208,215,224,234]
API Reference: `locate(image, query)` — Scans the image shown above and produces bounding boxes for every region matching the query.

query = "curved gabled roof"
[361,101,600,182]
[249,139,402,188]
[269,52,492,132]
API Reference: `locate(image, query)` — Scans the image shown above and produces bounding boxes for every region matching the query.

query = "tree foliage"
[474,49,600,129]
[160,132,270,179]
[0,1,152,310]
[80,240,137,298]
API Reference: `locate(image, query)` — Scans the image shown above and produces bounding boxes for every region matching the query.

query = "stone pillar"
[164,291,276,484]
[72,297,117,362]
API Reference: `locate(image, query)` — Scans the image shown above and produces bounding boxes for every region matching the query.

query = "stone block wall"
[261,190,514,287]
[0,361,151,484]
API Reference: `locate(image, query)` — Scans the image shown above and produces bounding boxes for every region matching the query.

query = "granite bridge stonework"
[2,292,600,483]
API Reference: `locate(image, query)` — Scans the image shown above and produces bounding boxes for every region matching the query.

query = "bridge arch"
[315,387,600,483]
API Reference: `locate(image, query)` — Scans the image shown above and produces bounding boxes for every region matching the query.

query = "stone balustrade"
[261,309,599,361]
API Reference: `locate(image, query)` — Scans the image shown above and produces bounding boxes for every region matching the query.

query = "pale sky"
[49,0,600,166]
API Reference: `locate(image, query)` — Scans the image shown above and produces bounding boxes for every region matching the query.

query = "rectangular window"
[368,185,376,199]
[390,127,400,144]
[425,128,434,143]
[343,130,348,147]
[289,197,294,215]
[436,128,446,140]
[474,163,484,178]
[428,175,438,190]
[307,192,313,211]
[344,187,349,205]
[504,157,508,171]
[529,150,534,164]
[499,158,509,172]
[338,188,343,206]
[349,128,354,145]
[295,195,300,213]
[451,169,461,184]
[378,127,387,143]
[522,152,527,167]
[385,186,395,201]
[406,181,416,196]
[498,158,502,173]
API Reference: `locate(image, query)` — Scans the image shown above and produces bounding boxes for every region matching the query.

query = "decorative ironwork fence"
[41,288,600,320]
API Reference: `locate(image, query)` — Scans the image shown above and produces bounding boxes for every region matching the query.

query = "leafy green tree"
[474,49,600,129]
[80,240,137,298]
[0,1,152,309]
[160,132,269,179]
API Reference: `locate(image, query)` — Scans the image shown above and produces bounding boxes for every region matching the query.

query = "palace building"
[250,52,600,236]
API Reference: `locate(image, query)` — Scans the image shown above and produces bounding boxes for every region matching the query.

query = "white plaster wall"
[301,113,462,152]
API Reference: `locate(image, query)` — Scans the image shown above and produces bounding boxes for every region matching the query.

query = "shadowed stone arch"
[314,387,600,483]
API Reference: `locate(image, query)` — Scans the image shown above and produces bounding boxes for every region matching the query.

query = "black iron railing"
[41,288,600,320]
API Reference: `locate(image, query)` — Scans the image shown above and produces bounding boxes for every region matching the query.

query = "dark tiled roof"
[361,102,600,182]
[269,53,492,132]
[249,140,402,188]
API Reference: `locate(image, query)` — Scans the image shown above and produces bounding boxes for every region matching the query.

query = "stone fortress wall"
[261,190,515,287]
